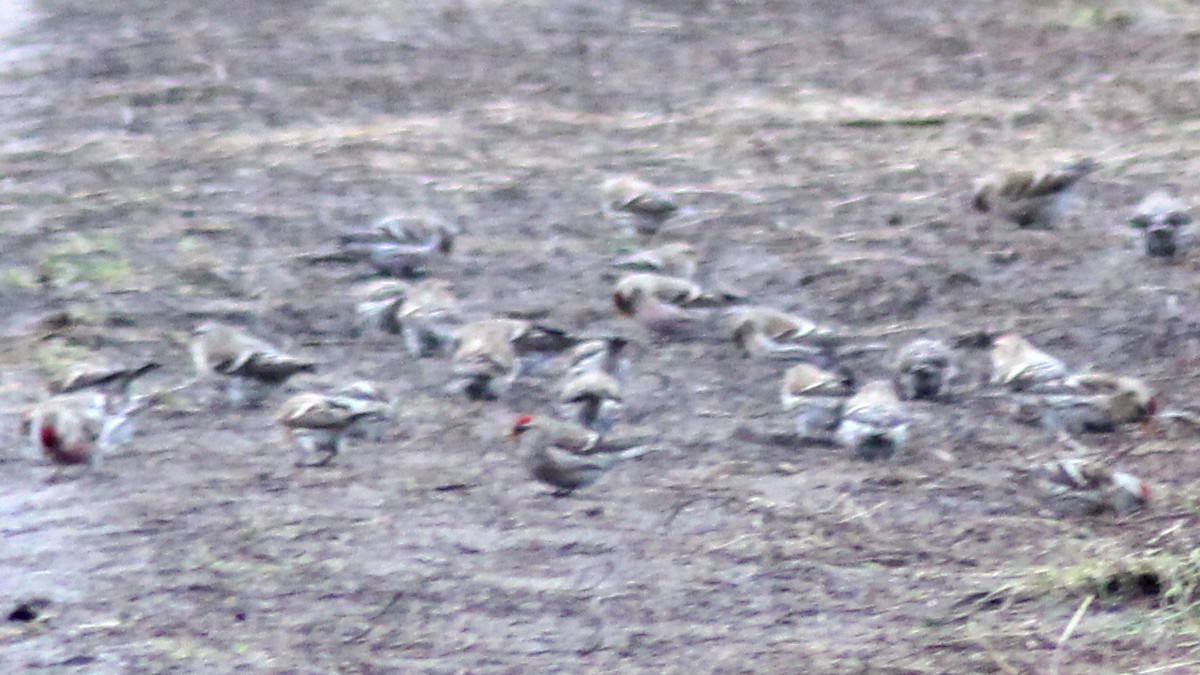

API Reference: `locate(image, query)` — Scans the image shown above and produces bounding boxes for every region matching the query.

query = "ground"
[0,0,1199,672]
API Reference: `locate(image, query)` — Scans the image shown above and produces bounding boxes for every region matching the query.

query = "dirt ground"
[2,0,1200,672]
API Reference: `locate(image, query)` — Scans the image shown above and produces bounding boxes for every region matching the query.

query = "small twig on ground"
[1050,594,1093,675]
[1145,521,1184,547]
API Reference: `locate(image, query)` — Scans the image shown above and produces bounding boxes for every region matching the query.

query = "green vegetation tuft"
[37,233,134,288]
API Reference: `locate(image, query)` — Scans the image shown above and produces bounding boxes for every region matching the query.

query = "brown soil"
[1,1,1199,672]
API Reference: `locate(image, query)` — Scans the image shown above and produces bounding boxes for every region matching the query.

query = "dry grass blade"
[1050,594,1094,675]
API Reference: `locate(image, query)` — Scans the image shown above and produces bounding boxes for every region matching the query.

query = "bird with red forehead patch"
[1014,459,1150,517]
[507,415,600,454]
[507,414,653,496]
[24,392,112,469]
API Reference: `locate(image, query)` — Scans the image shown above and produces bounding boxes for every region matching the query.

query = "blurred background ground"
[1,0,1200,672]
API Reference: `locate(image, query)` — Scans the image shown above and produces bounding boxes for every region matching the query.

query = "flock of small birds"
[17,159,1195,517]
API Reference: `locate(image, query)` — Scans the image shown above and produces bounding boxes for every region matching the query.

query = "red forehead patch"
[39,425,59,450]
[1139,483,1152,499]
[514,415,533,427]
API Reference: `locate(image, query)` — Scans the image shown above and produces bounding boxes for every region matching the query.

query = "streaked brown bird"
[395,278,463,358]
[558,368,623,433]
[352,279,409,335]
[191,322,316,407]
[612,273,733,338]
[780,363,855,439]
[339,214,455,278]
[989,333,1069,392]
[334,380,396,442]
[602,175,679,237]
[448,319,576,400]
[972,158,1098,228]
[1013,372,1156,434]
[507,414,652,496]
[727,306,835,360]
[1014,458,1150,516]
[835,381,911,460]
[278,391,393,466]
[563,336,632,385]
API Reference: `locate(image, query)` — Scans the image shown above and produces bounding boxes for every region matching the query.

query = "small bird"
[24,392,110,467]
[1014,372,1156,434]
[191,322,317,407]
[780,363,855,439]
[508,415,650,496]
[352,279,409,335]
[727,306,835,360]
[508,322,580,373]
[1015,459,1150,516]
[835,381,911,460]
[558,368,623,433]
[48,360,160,399]
[893,338,956,401]
[989,333,1070,391]
[613,273,705,307]
[447,319,528,400]
[277,391,393,467]
[612,241,700,280]
[601,175,679,236]
[339,214,455,278]
[395,278,463,358]
[44,360,161,449]
[334,380,396,441]
[507,414,601,455]
[972,158,1098,228]
[1130,191,1191,258]
[612,273,728,338]
[350,278,410,333]
[22,388,156,470]
[563,336,632,385]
